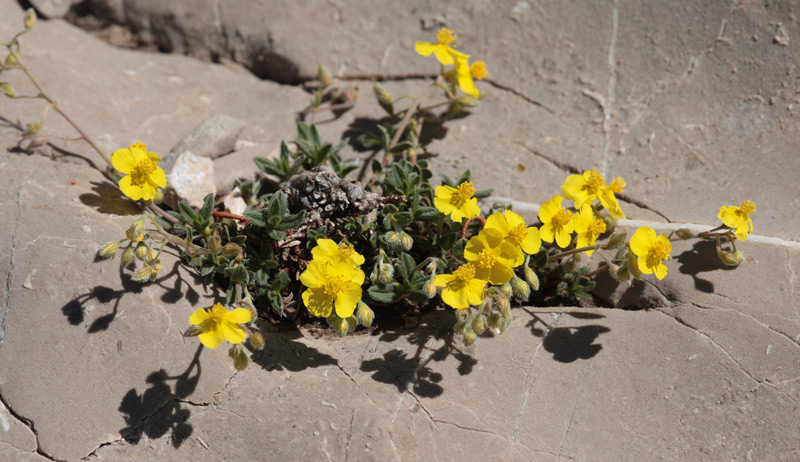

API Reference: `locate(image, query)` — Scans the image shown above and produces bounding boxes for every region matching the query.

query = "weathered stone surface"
[164,114,246,173]
[165,151,216,209]
[28,0,81,18]
[213,144,276,195]
[0,397,37,453]
[221,187,247,217]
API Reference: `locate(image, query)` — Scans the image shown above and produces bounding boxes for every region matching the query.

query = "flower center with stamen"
[589,219,607,237]
[740,200,756,215]
[507,224,527,245]
[649,240,671,261]
[338,243,355,259]
[609,177,626,194]
[476,249,496,269]
[471,61,488,80]
[323,275,347,297]
[437,28,456,45]
[131,159,157,186]
[200,304,227,332]
[454,263,476,282]
[552,209,573,229]
[450,182,475,208]
[586,170,605,193]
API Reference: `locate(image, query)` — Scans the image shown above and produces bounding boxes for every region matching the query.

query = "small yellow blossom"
[111,142,167,201]
[471,61,488,80]
[464,228,521,285]
[434,181,481,223]
[718,200,756,241]
[189,303,252,349]
[629,226,671,280]
[453,54,486,97]
[415,28,464,66]
[609,177,626,194]
[538,195,575,248]
[300,260,365,318]
[572,204,607,256]
[484,210,541,265]
[433,263,487,310]
[561,170,625,219]
[311,238,365,267]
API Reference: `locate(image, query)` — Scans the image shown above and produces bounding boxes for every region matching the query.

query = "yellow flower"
[561,170,625,219]
[464,228,521,285]
[453,54,487,97]
[111,142,167,201]
[311,238,365,267]
[434,181,481,223]
[572,204,607,256]
[433,263,487,310]
[718,200,756,241]
[629,226,671,280]
[609,177,626,194]
[484,210,541,265]
[189,303,252,349]
[300,260,365,318]
[415,28,464,66]
[538,195,575,248]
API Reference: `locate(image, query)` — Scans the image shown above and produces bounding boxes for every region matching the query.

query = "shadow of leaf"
[543,325,611,363]
[79,181,142,216]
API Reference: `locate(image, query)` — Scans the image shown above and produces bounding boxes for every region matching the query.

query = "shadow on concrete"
[62,258,205,332]
[360,310,475,398]
[118,345,203,448]
[675,240,736,293]
[252,329,338,372]
[79,181,143,216]
[543,325,611,363]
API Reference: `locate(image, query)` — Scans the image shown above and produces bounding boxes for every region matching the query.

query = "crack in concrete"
[557,363,592,460]
[507,312,562,457]
[335,364,378,406]
[600,0,619,177]
[343,408,355,461]
[1,167,35,353]
[691,302,800,349]
[0,391,58,461]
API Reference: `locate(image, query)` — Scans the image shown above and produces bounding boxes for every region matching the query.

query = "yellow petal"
[225,307,252,324]
[539,223,555,243]
[146,151,162,163]
[521,227,542,255]
[433,273,455,288]
[111,148,137,174]
[484,211,509,234]
[415,41,437,57]
[118,175,146,201]
[198,328,224,349]
[334,284,362,318]
[188,307,210,325]
[312,238,338,262]
[150,166,167,188]
[303,288,333,317]
[300,261,326,288]
[433,45,456,66]
[654,262,668,280]
[220,321,247,344]
[555,228,572,248]
[629,227,655,257]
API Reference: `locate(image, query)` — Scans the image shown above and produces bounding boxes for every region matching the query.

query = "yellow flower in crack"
[573,204,607,256]
[311,238,365,267]
[434,181,481,223]
[415,28,463,66]
[484,210,541,265]
[189,303,252,349]
[538,195,575,248]
[718,200,756,241]
[300,260,365,318]
[433,263,487,310]
[561,170,625,219]
[111,142,167,201]
[464,228,521,285]
[629,226,671,280]
[453,54,487,98]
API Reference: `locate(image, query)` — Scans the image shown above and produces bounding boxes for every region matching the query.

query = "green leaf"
[389,141,415,154]
[199,194,214,220]
[400,253,416,283]
[178,202,199,224]
[367,284,396,303]
[414,206,440,221]
[393,211,413,227]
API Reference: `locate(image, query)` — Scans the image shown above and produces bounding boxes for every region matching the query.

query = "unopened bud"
[98,241,120,258]
[717,248,744,267]
[5,54,18,66]
[229,345,249,371]
[399,232,413,251]
[208,234,222,254]
[423,278,437,299]
[463,329,477,346]
[248,331,265,350]
[221,243,242,259]
[425,260,438,274]
[23,8,36,30]
[149,260,162,281]
[627,251,643,279]
[676,228,694,240]
[501,282,513,298]
[487,312,502,329]
[152,188,164,204]
[183,325,201,337]
[453,320,468,335]
[355,301,374,328]
[131,267,154,283]
[0,82,16,98]
[126,217,145,242]
[511,275,531,301]
[444,101,462,119]
[524,266,540,291]
[327,314,357,338]
[147,248,159,266]
[499,310,513,333]
[494,293,510,313]
[318,64,332,88]
[373,83,394,114]
[613,262,631,284]
[385,231,403,253]
[602,232,628,250]
[455,95,481,108]
[370,262,394,285]
[135,243,149,261]
[120,245,135,267]
[471,315,487,335]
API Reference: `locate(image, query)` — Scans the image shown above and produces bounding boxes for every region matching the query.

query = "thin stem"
[583,262,610,278]
[551,245,598,260]
[383,77,440,166]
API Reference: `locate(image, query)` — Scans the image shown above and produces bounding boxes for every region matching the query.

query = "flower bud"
[221,243,242,259]
[131,267,154,283]
[229,345,249,371]
[207,234,222,255]
[327,314,357,338]
[355,301,374,328]
[147,248,159,266]
[385,231,403,253]
[0,82,16,98]
[494,292,510,313]
[373,83,393,114]
[318,64,332,88]
[511,275,531,301]
[98,241,120,258]
[675,228,694,240]
[425,260,438,274]
[423,278,437,299]
[371,262,394,285]
[5,54,18,66]
[149,260,162,281]
[627,251,643,279]
[613,262,631,284]
[524,266,540,291]
[463,329,477,346]
[487,312,502,329]
[24,8,36,30]
[602,232,628,250]
[471,315,487,335]
[120,245,135,267]
[152,188,164,204]
[499,310,513,333]
[455,95,481,108]
[248,331,265,350]
[183,325,201,337]
[500,282,513,298]
[453,320,468,335]
[399,232,413,252]
[126,217,145,242]
[135,243,149,261]
[717,248,743,267]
